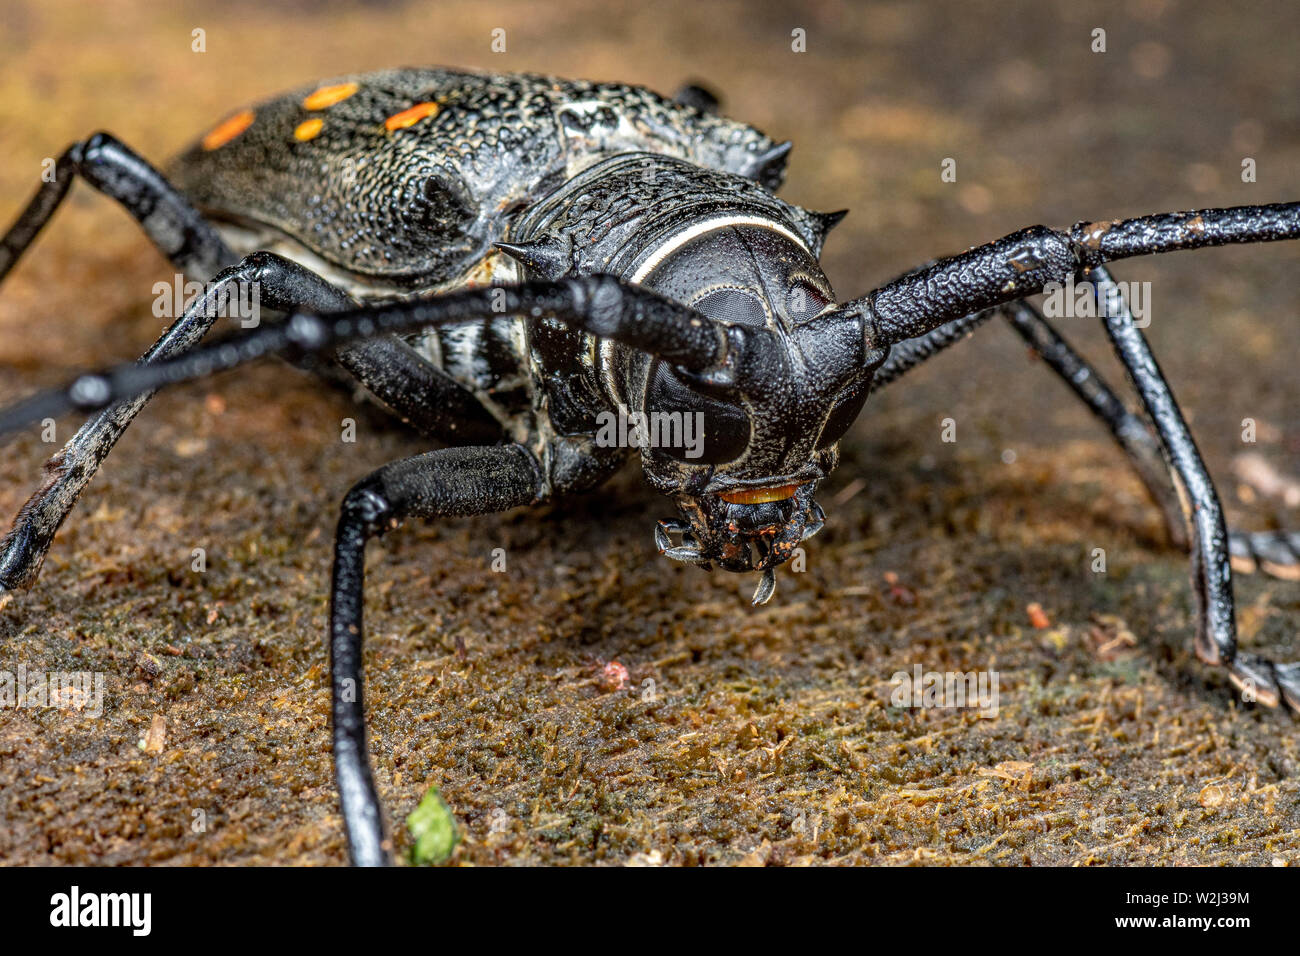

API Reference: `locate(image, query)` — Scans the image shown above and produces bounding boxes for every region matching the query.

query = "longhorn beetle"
[1,69,1298,865]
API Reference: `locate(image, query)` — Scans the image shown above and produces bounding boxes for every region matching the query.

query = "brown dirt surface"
[0,0,1298,866]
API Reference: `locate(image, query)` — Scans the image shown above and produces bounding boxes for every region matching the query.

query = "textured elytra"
[167,68,836,483]
[168,68,785,289]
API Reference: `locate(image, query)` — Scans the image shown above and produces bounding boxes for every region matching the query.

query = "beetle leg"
[1002,298,1300,582]
[0,252,290,590]
[0,132,234,283]
[999,298,1187,550]
[1092,266,1299,713]
[870,294,1300,561]
[861,268,1298,709]
[866,284,1187,544]
[1228,531,1300,580]
[0,251,498,592]
[869,306,1000,390]
[330,444,544,865]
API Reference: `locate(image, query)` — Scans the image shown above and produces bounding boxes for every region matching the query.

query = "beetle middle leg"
[999,298,1188,549]
[1002,275,1299,708]
[873,290,1300,568]
[0,253,287,589]
[1000,298,1300,589]
[873,273,1299,710]
[864,261,1299,709]
[1001,301,1300,579]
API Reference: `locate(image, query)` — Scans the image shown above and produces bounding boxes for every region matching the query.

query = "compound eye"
[691,288,767,327]
[816,380,869,449]
[644,361,751,464]
[786,281,831,323]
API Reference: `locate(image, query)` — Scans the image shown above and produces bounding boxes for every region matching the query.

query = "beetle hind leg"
[0,132,235,283]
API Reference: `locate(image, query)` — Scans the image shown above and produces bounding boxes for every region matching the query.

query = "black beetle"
[1,68,1297,864]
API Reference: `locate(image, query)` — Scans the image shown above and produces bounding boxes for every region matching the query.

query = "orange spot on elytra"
[719,483,801,505]
[201,110,255,151]
[384,101,439,132]
[302,82,359,111]
[294,118,324,142]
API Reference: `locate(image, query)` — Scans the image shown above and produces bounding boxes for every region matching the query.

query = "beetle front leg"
[1093,266,1300,711]
[330,444,544,865]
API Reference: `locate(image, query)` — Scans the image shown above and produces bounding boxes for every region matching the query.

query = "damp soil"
[0,0,1298,865]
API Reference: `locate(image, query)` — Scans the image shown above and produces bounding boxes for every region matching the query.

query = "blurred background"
[0,0,1297,865]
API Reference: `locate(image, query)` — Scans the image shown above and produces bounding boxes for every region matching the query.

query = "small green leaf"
[406,785,459,865]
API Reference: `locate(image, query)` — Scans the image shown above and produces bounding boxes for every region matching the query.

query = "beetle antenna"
[841,202,1300,350]
[0,275,730,441]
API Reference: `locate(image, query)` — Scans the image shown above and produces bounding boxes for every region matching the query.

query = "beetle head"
[500,153,885,602]
[629,220,886,602]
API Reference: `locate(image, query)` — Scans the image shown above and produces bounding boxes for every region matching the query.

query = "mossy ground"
[0,0,1297,865]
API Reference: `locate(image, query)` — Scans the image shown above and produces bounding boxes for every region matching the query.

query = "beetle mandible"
[1,68,1298,865]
